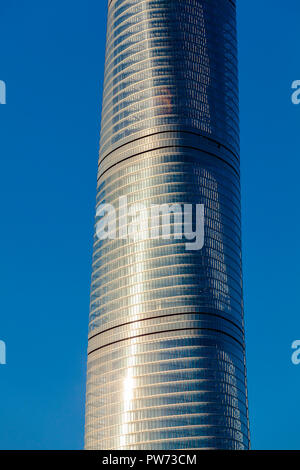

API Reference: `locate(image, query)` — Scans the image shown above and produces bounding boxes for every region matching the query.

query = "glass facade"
[85,0,250,450]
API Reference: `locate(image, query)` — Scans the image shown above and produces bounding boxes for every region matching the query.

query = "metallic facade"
[85,0,250,450]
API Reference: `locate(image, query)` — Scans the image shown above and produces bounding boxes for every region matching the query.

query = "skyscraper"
[85,0,250,450]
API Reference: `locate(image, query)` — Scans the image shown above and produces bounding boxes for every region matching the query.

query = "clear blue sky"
[0,0,299,450]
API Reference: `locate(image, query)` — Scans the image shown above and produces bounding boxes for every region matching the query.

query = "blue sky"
[0,0,299,450]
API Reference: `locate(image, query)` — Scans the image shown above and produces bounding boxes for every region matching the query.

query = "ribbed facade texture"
[85,0,250,450]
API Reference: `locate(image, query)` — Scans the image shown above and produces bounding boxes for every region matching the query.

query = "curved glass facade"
[85,0,250,450]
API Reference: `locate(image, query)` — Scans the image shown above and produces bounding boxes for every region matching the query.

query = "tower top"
[108,0,236,7]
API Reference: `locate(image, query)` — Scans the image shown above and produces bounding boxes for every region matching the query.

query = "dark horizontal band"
[100,129,239,168]
[88,325,245,355]
[98,132,240,182]
[88,311,244,341]
[98,144,240,183]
